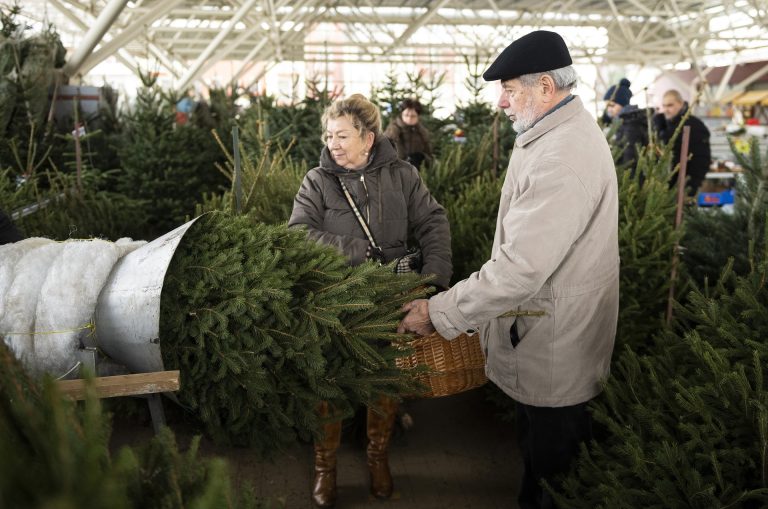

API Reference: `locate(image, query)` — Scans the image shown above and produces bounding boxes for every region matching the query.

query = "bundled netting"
[18,35,60,129]
[159,212,427,453]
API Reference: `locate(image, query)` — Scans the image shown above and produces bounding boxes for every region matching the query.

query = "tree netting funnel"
[94,216,203,374]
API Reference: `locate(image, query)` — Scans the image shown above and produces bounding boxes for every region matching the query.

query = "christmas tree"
[551,233,768,508]
[0,339,267,509]
[159,212,428,453]
[116,71,226,238]
[615,142,680,353]
[197,129,305,225]
[683,137,768,288]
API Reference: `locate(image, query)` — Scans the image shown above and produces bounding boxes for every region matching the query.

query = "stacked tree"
[159,212,426,453]
[419,132,504,283]
[683,137,768,288]
[116,71,226,238]
[614,141,680,353]
[0,339,266,509]
[551,239,768,508]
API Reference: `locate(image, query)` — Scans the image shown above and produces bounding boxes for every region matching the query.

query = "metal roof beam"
[383,0,452,56]
[63,0,130,77]
[265,0,284,61]
[79,0,186,76]
[714,61,738,101]
[230,3,324,82]
[233,4,326,83]
[192,0,312,85]
[731,62,768,93]
[176,0,261,92]
[47,0,139,74]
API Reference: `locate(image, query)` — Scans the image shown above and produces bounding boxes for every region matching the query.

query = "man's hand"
[397,299,435,336]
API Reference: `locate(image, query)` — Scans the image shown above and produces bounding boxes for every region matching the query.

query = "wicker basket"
[396,331,488,398]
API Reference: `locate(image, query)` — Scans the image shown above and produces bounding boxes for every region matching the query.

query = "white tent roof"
[22,0,768,92]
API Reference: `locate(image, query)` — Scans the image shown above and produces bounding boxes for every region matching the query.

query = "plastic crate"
[698,189,735,207]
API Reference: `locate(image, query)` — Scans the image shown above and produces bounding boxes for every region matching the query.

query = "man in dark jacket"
[602,78,652,171]
[0,207,23,245]
[653,89,711,196]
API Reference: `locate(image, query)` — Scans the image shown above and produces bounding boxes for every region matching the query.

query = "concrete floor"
[111,387,522,509]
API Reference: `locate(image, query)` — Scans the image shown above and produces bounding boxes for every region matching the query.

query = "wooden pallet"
[56,370,180,400]
[56,370,180,433]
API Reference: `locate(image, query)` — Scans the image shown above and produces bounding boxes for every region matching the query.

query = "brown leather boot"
[366,395,399,499]
[312,402,342,508]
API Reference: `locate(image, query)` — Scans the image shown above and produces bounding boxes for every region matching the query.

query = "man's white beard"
[512,95,538,133]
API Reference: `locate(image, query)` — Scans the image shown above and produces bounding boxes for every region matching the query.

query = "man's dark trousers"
[515,400,592,509]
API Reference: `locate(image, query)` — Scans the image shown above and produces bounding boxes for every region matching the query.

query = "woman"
[289,93,451,508]
[384,98,433,170]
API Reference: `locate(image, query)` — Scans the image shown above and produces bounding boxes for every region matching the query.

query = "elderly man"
[398,30,619,509]
[653,89,711,196]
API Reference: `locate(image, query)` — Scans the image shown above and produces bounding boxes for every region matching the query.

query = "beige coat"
[429,96,619,407]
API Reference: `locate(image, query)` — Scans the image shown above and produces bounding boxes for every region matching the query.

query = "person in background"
[289,93,451,508]
[175,89,196,126]
[384,98,433,170]
[0,207,23,245]
[602,77,652,171]
[398,30,619,509]
[653,89,712,196]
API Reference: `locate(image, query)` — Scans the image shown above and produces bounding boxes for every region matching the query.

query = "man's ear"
[540,74,557,100]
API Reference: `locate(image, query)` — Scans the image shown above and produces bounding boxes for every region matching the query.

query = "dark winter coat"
[288,135,452,288]
[0,208,22,245]
[613,105,652,170]
[384,117,433,169]
[653,104,711,194]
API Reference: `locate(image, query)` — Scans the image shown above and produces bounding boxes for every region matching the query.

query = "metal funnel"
[94,216,203,373]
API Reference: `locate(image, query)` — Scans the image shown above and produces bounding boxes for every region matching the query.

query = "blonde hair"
[321,93,382,141]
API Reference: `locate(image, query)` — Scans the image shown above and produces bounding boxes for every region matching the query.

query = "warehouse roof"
[20,0,768,92]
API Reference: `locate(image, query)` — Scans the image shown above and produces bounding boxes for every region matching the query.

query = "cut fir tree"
[159,212,427,454]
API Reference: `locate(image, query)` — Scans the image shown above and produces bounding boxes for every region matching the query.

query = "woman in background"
[384,98,433,170]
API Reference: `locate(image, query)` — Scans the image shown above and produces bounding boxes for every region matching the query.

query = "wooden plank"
[56,370,180,401]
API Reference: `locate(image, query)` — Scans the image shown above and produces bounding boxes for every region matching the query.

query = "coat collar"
[515,95,583,148]
[319,134,398,176]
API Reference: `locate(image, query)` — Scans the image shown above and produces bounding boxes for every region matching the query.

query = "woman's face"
[401,108,420,126]
[325,115,373,170]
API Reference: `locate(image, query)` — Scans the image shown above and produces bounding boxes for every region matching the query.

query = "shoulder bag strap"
[337,177,381,250]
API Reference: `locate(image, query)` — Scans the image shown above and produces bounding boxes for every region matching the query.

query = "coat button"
[466,329,476,334]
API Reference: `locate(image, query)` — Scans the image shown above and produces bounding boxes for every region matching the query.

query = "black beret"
[483,30,572,82]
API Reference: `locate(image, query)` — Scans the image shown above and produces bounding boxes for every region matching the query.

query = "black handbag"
[337,177,422,274]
